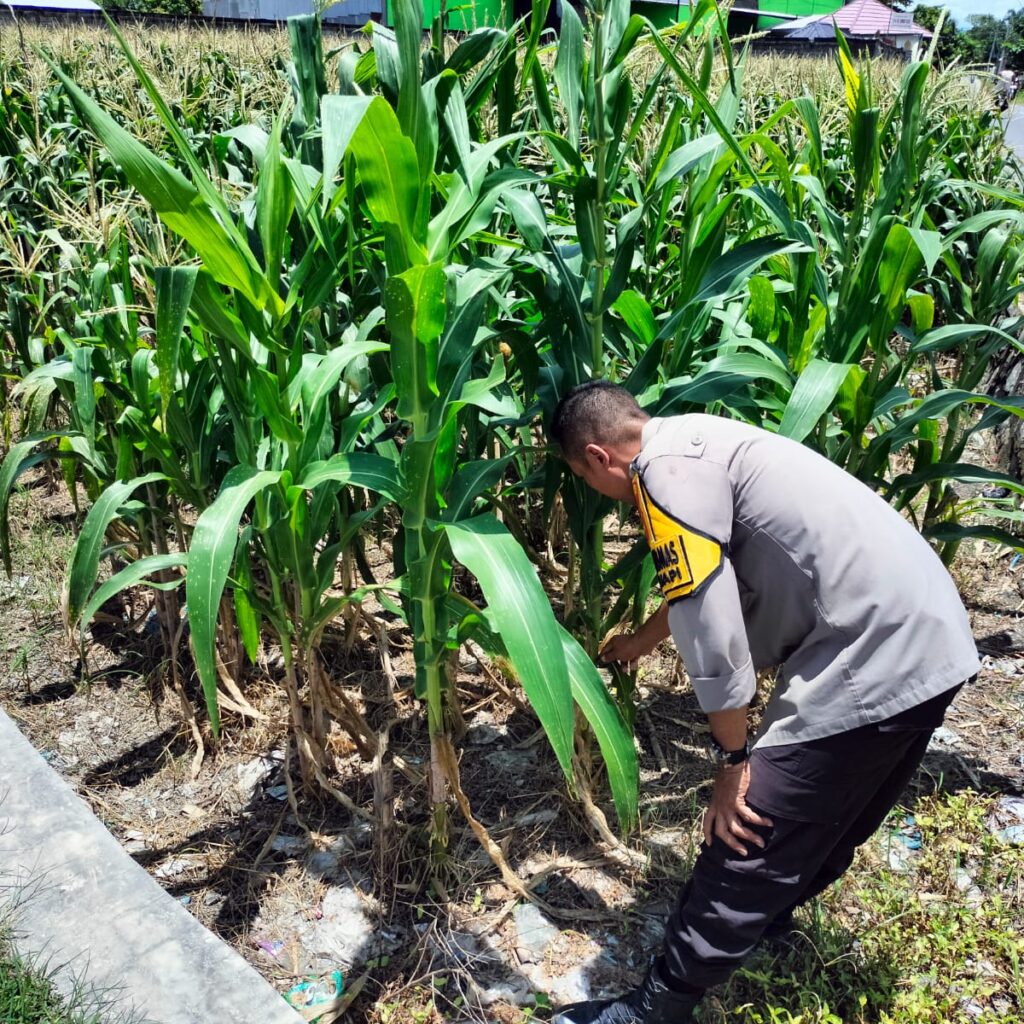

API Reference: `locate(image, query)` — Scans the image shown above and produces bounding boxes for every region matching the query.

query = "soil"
[0,472,1022,1023]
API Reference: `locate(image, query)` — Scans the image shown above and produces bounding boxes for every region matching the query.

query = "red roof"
[782,0,933,37]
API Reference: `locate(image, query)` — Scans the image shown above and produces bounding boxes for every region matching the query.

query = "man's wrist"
[709,736,750,767]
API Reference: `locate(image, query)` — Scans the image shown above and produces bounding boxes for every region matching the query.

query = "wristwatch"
[709,736,750,767]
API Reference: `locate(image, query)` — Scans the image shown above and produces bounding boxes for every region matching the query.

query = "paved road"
[1005,102,1024,162]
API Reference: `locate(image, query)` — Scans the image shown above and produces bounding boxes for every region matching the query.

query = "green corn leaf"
[46,62,273,312]
[454,357,518,419]
[656,354,793,412]
[187,466,283,736]
[655,133,725,190]
[72,347,97,466]
[878,223,924,325]
[98,16,259,257]
[79,553,187,639]
[778,360,853,443]
[287,14,327,141]
[614,290,656,345]
[299,453,402,502]
[256,112,294,290]
[66,472,167,628]
[941,209,1024,247]
[693,238,810,305]
[444,515,575,781]
[350,97,425,269]
[299,340,390,417]
[503,188,548,250]
[923,522,1024,551]
[643,24,759,182]
[874,391,1024,455]
[553,4,584,151]
[386,262,446,425]
[154,266,198,421]
[219,124,270,166]
[911,323,1024,355]
[233,526,261,665]
[907,293,934,335]
[446,28,504,75]
[447,588,637,831]
[251,367,305,445]
[443,454,514,522]
[321,95,373,206]
[558,625,638,831]
[907,228,942,278]
[747,275,776,338]
[394,0,430,178]
[887,463,1024,500]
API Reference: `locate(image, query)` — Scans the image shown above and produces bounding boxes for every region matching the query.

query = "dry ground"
[0,470,1021,1023]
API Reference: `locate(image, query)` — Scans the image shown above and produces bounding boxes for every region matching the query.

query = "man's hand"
[703,761,773,856]
[600,603,671,670]
[600,631,656,671]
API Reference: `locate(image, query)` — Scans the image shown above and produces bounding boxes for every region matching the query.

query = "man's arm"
[636,455,772,856]
[602,599,772,857]
[669,567,773,856]
[707,706,749,753]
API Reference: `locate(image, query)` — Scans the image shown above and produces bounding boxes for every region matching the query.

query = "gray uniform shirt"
[632,415,980,747]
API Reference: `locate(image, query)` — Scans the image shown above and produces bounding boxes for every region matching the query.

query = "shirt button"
[691,434,703,446]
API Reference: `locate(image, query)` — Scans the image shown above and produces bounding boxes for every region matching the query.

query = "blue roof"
[2,0,104,10]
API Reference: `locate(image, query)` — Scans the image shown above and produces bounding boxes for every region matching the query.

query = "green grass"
[710,792,1024,1024]
[0,942,107,1024]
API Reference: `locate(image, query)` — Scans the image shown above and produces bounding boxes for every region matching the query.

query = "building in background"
[1,0,103,19]
[202,0,380,24]
[763,0,933,51]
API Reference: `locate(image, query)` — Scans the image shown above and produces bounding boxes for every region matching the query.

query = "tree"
[1002,6,1024,68]
[964,13,1008,65]
[912,4,965,64]
[101,0,201,14]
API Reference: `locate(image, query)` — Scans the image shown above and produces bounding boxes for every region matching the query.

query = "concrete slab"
[0,707,304,1024]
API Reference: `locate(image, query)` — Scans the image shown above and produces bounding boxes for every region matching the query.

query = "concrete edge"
[0,706,305,1024]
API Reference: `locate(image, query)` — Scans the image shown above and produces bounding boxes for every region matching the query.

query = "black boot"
[552,959,701,1024]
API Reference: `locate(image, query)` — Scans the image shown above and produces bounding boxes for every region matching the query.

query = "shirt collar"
[641,417,664,449]
[631,417,664,476]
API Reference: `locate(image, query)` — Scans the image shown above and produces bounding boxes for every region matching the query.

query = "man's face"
[567,443,636,504]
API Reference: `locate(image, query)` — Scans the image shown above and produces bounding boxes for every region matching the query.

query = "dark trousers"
[661,684,966,992]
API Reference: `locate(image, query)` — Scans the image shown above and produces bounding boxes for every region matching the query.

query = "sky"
[911,0,1019,25]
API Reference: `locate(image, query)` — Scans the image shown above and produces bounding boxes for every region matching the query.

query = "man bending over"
[549,381,979,1024]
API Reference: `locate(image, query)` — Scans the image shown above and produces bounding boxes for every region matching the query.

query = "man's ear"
[583,443,611,468]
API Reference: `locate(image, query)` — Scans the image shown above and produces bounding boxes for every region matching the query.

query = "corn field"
[2,1,1024,867]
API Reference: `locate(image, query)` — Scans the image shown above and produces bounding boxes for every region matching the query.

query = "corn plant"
[17,7,638,857]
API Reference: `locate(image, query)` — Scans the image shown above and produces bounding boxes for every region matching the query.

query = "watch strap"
[710,737,750,766]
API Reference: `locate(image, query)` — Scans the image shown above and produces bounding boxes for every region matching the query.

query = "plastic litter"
[257,939,284,959]
[143,607,161,638]
[988,796,1024,845]
[983,485,1012,501]
[266,784,289,801]
[179,894,191,906]
[893,814,923,850]
[285,970,345,1019]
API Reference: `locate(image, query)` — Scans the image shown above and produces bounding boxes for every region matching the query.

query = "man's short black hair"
[549,381,649,462]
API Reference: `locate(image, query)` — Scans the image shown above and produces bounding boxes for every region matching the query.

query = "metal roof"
[638,0,796,13]
[2,0,103,10]
[775,0,932,37]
